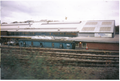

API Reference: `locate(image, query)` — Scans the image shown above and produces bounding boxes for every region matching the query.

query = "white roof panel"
[1,20,115,33]
[80,20,115,33]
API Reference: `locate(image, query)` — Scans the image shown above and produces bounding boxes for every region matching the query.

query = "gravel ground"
[1,65,119,80]
[43,66,119,79]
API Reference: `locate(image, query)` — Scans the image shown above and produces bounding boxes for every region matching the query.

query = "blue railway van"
[19,39,75,49]
[7,31,78,37]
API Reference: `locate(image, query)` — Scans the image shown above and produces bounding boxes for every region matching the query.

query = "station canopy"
[1,20,115,33]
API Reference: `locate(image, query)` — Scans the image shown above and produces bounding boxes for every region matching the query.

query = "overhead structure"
[1,20,115,38]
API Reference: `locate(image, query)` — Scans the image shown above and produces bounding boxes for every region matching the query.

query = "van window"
[66,44,70,47]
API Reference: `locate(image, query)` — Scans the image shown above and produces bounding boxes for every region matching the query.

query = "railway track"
[0,45,119,54]
[1,45,119,67]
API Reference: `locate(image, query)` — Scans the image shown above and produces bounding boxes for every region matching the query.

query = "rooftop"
[80,20,115,33]
[1,20,115,33]
[69,34,119,43]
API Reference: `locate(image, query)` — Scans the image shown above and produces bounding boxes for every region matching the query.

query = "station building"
[1,20,119,51]
[70,20,119,51]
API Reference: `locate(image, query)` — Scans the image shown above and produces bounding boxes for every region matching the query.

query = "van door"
[60,43,63,49]
[40,43,43,47]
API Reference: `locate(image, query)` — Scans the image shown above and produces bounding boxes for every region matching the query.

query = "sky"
[0,0,119,25]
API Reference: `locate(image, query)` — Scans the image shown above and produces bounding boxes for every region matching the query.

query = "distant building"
[24,20,34,23]
[2,22,7,24]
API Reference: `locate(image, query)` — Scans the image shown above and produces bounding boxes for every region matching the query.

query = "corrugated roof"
[1,20,115,33]
[85,22,98,25]
[99,27,111,31]
[81,27,95,31]
[80,20,115,33]
[102,22,112,25]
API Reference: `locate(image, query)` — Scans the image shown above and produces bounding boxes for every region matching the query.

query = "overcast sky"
[1,0,119,25]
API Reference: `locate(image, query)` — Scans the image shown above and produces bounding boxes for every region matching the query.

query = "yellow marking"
[79,42,81,44]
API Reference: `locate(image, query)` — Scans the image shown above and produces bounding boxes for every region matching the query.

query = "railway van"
[19,39,75,49]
